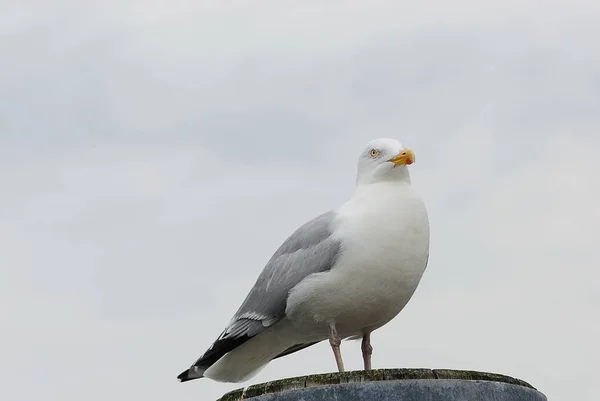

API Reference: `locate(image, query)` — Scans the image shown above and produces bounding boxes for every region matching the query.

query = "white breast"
[286,181,430,339]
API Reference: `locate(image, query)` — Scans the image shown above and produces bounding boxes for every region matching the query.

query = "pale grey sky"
[1,1,599,401]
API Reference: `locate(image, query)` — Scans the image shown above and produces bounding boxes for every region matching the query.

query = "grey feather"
[180,211,342,378]
[231,210,342,327]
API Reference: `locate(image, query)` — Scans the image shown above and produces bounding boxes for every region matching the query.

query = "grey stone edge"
[216,368,540,401]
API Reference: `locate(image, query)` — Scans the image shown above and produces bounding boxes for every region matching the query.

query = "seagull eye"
[370,149,379,158]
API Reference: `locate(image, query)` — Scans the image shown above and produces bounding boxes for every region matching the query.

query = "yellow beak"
[388,149,415,166]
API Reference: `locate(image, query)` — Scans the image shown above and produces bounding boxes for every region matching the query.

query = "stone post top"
[217,368,539,401]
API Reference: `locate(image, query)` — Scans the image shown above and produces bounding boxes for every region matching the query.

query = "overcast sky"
[1,1,599,401]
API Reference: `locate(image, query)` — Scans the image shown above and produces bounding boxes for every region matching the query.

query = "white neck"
[356,166,411,186]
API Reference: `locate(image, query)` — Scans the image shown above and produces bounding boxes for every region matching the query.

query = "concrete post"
[216,369,547,401]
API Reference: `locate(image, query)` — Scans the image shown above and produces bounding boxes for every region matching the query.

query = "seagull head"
[356,138,415,185]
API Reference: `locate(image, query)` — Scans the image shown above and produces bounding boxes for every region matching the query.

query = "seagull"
[177,138,430,383]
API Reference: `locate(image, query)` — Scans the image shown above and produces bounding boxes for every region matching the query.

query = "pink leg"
[361,332,373,370]
[328,323,345,372]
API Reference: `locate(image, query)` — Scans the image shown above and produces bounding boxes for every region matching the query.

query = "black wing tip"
[176,324,256,384]
[177,368,201,383]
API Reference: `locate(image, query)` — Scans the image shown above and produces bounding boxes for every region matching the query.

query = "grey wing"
[183,211,342,375]
[232,210,342,322]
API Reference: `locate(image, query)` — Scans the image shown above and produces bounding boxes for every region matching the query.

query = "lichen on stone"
[215,368,537,400]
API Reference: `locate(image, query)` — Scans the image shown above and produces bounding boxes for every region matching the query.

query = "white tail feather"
[203,322,295,383]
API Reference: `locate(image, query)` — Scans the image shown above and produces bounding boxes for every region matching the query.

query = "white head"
[356,138,415,185]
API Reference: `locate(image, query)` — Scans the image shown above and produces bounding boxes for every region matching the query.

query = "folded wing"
[178,211,342,381]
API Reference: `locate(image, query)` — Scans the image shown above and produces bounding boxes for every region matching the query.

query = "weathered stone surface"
[216,368,546,401]
[432,369,534,388]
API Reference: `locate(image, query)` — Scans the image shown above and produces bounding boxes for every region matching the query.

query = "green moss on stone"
[240,383,267,399]
[382,368,436,381]
[432,369,534,389]
[216,368,537,400]
[263,376,307,395]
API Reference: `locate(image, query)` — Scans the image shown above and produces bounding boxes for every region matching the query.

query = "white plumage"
[178,138,430,383]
